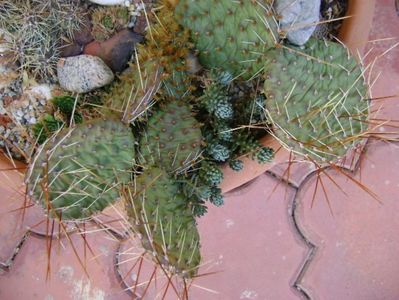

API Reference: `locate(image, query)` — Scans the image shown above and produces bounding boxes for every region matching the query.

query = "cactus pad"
[104,61,161,123]
[125,167,201,277]
[26,119,135,220]
[104,3,192,123]
[175,0,279,79]
[140,101,203,172]
[263,39,369,162]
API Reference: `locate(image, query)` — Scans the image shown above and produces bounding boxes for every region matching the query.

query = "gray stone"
[275,0,321,46]
[57,55,114,93]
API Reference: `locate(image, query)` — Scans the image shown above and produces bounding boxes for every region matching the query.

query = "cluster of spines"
[198,70,274,169]
[91,6,130,41]
[0,0,85,81]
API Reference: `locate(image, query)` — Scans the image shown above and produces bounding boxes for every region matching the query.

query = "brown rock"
[3,95,15,107]
[133,14,149,35]
[59,43,83,58]
[73,15,94,46]
[0,114,12,127]
[84,29,143,73]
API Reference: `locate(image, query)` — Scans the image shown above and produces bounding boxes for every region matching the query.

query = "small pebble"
[275,0,321,45]
[88,0,126,5]
[57,55,114,93]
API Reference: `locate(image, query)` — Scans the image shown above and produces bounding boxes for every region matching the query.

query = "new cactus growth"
[175,0,279,79]
[26,119,135,220]
[91,6,130,41]
[0,0,85,81]
[125,167,201,278]
[140,100,203,173]
[263,39,369,162]
[198,70,274,169]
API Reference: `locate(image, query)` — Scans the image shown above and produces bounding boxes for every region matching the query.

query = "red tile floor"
[1,1,399,299]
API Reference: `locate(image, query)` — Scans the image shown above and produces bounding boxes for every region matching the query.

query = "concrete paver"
[0,227,129,300]
[295,141,399,300]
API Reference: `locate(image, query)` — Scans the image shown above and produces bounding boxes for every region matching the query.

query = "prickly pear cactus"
[175,0,279,79]
[263,38,369,162]
[104,61,162,123]
[26,119,135,220]
[140,101,203,172]
[125,167,201,277]
[104,2,192,122]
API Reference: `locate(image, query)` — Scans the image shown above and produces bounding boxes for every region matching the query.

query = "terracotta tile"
[334,140,367,172]
[0,157,29,266]
[23,204,78,237]
[93,200,130,239]
[117,237,192,299]
[116,174,307,299]
[295,141,399,299]
[0,226,129,300]
[267,142,366,189]
[192,173,307,299]
[0,159,77,242]
[364,0,399,140]
[268,158,317,188]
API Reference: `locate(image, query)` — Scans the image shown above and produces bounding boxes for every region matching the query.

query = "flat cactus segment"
[140,101,203,172]
[175,0,279,80]
[104,3,191,123]
[125,167,201,277]
[104,61,162,123]
[26,119,135,220]
[263,39,369,162]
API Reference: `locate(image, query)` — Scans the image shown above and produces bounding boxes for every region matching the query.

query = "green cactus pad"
[125,167,201,277]
[162,63,193,99]
[26,119,135,220]
[175,0,279,79]
[104,61,161,123]
[140,101,203,172]
[263,39,369,162]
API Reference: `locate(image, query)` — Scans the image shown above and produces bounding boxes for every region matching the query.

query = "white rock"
[57,55,114,93]
[275,0,321,46]
[29,84,53,101]
[88,0,126,5]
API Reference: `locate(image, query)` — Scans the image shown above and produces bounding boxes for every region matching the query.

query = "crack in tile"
[0,231,30,271]
[289,149,364,300]
[114,240,141,299]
